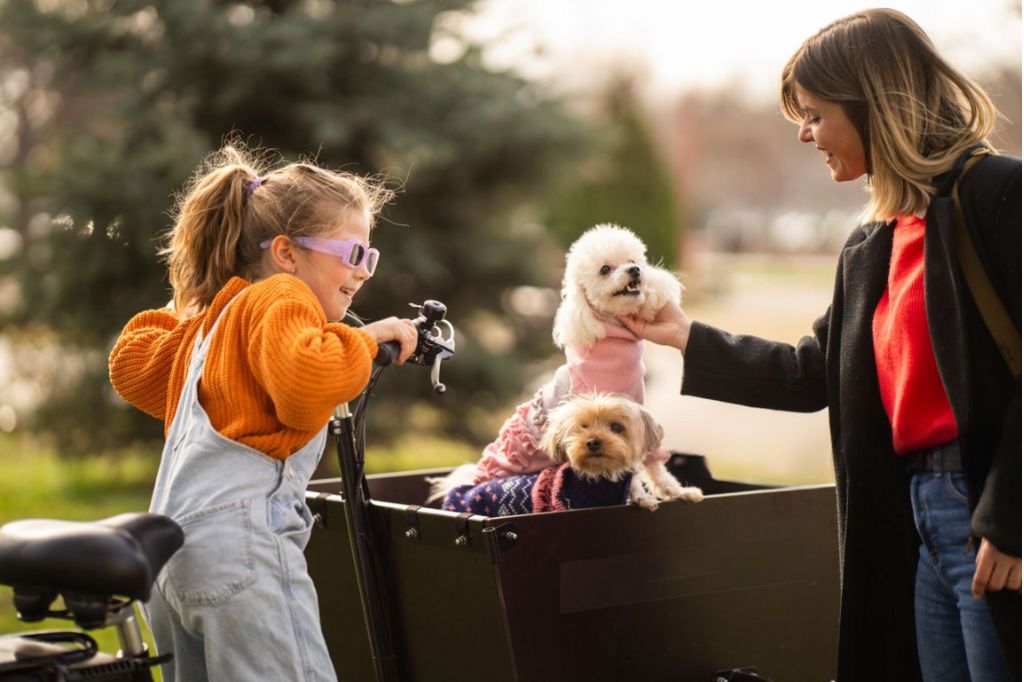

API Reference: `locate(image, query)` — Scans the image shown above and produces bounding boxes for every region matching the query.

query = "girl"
[625,9,1020,682]
[109,145,418,681]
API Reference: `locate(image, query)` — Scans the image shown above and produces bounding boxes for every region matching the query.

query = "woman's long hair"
[780,8,997,222]
[161,143,393,316]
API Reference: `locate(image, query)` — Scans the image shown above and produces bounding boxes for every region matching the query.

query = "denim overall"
[144,298,336,681]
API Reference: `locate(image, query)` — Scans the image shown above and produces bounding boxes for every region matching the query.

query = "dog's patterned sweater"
[443,462,632,516]
[473,322,666,485]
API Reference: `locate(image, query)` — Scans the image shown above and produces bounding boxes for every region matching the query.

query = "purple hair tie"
[243,176,264,199]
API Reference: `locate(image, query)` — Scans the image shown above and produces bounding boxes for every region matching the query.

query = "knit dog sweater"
[473,322,667,484]
[443,462,632,516]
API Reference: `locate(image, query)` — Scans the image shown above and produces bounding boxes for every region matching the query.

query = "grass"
[0,429,474,671]
[0,249,842,670]
[0,433,159,665]
[341,435,477,476]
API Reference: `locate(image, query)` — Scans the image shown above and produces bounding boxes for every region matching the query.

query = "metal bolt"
[312,513,324,529]
[503,531,518,542]
[454,535,468,546]
[404,528,419,539]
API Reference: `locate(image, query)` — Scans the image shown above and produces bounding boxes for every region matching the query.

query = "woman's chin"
[829,163,867,183]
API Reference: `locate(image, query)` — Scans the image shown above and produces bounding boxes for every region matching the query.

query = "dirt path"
[644,251,838,485]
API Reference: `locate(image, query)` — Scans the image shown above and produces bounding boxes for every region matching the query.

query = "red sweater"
[872,215,959,454]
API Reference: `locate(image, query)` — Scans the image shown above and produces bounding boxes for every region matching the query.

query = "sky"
[458,0,1022,103]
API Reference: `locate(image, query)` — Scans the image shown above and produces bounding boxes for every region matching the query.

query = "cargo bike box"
[304,453,839,682]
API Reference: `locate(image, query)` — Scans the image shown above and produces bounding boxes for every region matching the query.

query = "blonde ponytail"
[165,156,257,314]
[161,143,393,316]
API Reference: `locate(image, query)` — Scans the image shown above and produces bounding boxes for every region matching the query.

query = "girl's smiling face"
[794,85,868,183]
[294,208,373,321]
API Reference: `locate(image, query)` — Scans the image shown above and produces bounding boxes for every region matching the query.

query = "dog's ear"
[639,267,683,322]
[539,402,574,463]
[634,404,665,455]
[553,285,605,348]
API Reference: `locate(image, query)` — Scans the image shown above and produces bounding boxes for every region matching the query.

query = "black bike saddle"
[0,513,183,603]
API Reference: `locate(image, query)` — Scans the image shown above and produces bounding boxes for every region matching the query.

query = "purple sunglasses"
[260,236,379,276]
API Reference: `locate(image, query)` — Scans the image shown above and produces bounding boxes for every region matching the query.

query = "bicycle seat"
[0,512,183,602]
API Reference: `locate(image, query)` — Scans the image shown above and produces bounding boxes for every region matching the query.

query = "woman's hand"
[972,538,1023,598]
[362,317,419,364]
[620,301,692,353]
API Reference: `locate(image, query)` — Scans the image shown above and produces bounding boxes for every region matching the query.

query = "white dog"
[430,223,687,503]
[540,393,703,510]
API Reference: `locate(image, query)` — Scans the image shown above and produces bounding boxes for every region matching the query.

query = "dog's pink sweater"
[564,323,645,402]
[474,322,666,484]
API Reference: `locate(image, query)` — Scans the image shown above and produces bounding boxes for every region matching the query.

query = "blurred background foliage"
[0,0,1018,462]
[546,75,682,268]
[0,0,1018,656]
[0,0,681,455]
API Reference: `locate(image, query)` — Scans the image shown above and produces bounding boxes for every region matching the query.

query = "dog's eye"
[610,422,625,433]
[599,265,611,276]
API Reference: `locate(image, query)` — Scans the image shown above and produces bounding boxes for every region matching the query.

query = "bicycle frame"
[329,299,454,682]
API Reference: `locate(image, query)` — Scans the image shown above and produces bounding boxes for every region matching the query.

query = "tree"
[0,0,588,452]
[545,76,684,269]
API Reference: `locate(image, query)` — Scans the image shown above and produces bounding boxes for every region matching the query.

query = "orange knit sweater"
[109,274,378,460]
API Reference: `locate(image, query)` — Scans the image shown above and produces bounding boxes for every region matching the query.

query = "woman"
[624,9,1020,681]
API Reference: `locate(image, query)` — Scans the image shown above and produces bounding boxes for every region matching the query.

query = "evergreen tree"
[0,0,587,452]
[546,77,683,269]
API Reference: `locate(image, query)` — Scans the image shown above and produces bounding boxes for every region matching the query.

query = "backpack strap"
[951,150,1022,379]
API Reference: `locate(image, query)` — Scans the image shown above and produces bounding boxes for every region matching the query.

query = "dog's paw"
[631,493,660,511]
[675,486,704,503]
[629,475,660,511]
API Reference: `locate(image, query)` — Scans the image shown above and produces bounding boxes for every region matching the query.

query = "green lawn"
[0,430,475,666]
[0,434,159,663]
[0,249,843,674]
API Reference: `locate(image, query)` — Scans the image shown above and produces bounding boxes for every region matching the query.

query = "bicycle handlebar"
[373,300,455,393]
[374,340,401,367]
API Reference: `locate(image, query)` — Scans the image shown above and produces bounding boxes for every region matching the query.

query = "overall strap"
[191,293,242,366]
[950,150,1022,379]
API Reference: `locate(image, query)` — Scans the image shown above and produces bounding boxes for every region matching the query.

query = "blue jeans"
[910,471,1013,682]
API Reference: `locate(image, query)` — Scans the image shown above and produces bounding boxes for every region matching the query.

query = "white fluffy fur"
[426,223,688,507]
[426,463,476,504]
[552,223,683,349]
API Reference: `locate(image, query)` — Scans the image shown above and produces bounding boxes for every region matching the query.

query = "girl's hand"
[620,301,692,353]
[972,537,1023,598]
[362,317,419,364]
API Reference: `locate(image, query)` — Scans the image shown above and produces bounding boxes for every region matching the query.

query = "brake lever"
[373,300,455,394]
[408,301,455,394]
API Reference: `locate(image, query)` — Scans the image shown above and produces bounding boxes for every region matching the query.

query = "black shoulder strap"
[950,150,1022,379]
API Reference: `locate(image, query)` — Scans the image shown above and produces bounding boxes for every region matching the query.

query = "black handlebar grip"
[374,341,400,367]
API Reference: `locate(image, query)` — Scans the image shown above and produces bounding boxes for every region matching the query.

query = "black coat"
[681,153,1021,681]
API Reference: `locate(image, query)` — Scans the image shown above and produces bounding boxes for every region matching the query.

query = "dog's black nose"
[627,265,640,278]
[586,438,602,452]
